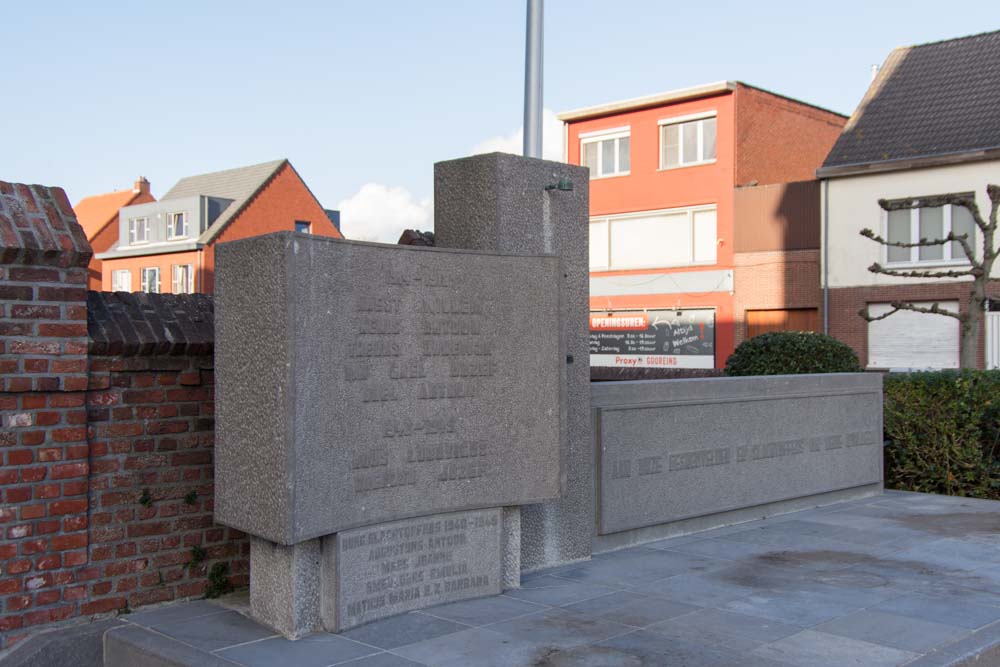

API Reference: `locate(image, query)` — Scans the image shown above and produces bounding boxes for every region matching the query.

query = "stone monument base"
[249,508,522,639]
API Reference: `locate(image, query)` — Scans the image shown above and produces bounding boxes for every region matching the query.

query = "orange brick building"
[74,177,156,290]
[560,82,845,369]
[95,160,342,294]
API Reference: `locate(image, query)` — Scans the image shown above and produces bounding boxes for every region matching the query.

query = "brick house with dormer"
[95,159,342,294]
[74,177,156,290]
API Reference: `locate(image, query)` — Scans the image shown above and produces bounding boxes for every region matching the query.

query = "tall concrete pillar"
[434,152,592,570]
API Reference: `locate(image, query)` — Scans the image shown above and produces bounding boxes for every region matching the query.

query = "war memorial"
[4,155,1000,667]
[209,153,884,640]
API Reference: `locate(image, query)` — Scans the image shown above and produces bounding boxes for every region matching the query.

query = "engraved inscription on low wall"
[337,508,501,630]
[595,386,883,535]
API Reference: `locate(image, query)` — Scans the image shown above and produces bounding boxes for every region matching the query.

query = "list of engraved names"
[346,268,498,497]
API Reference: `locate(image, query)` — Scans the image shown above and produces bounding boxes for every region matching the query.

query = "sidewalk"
[104,491,1000,667]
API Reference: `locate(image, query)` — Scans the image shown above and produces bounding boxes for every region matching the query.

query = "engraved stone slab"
[593,374,883,535]
[335,508,502,630]
[215,233,565,544]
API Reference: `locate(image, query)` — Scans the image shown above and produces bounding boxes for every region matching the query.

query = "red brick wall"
[1,182,92,647]
[735,85,847,187]
[84,355,248,615]
[733,249,822,346]
[0,181,247,650]
[829,282,1000,369]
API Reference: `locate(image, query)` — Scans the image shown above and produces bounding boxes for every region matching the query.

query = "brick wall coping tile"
[0,181,92,268]
[87,291,214,357]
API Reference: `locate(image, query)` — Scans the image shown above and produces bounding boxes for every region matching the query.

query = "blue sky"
[3,1,995,240]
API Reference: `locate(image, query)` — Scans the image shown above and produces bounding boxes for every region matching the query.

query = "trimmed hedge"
[884,370,1000,499]
[724,331,861,376]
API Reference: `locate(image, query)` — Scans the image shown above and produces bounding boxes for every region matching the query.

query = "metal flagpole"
[523,0,543,158]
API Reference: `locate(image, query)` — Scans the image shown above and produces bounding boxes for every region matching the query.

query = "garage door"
[867,301,959,370]
[746,308,819,339]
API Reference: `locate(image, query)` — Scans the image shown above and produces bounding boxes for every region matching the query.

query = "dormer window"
[128,217,149,245]
[168,212,189,240]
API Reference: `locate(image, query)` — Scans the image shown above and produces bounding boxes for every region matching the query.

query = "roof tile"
[823,30,1000,169]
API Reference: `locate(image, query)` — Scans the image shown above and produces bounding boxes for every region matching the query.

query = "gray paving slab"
[567,594,699,628]
[929,619,1000,664]
[126,599,231,628]
[891,538,1000,572]
[640,570,758,606]
[103,625,242,667]
[917,577,1000,608]
[871,593,1000,630]
[752,629,918,666]
[559,590,648,616]
[486,607,633,650]
[648,607,802,645]
[334,654,427,667]
[417,594,546,626]
[392,627,554,667]
[555,548,728,588]
[337,612,467,650]
[589,629,787,667]
[151,610,278,652]
[721,584,897,627]
[662,536,803,561]
[503,576,620,607]
[814,609,971,653]
[217,632,378,666]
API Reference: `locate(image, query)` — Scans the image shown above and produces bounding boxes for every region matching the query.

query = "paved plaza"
[103,491,1000,666]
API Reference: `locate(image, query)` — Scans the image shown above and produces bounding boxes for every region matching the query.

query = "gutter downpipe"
[822,178,830,335]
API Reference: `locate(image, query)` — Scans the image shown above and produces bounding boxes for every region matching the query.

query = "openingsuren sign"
[589,309,715,368]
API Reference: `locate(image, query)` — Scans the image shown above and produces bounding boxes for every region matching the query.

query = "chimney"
[870,64,880,82]
[134,176,150,195]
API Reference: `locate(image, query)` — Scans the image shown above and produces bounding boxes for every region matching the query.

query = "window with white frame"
[295,220,312,234]
[140,267,160,293]
[580,127,630,178]
[885,199,976,264]
[172,264,194,294]
[589,205,717,270]
[128,217,149,244]
[111,269,131,292]
[660,113,717,169]
[167,212,189,240]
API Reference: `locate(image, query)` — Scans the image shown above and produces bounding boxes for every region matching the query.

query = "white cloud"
[472,108,564,162]
[337,183,432,243]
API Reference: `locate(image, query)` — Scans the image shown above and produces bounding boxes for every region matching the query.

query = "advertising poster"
[589,309,715,368]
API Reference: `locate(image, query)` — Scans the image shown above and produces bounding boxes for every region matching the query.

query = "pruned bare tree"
[858,184,1000,369]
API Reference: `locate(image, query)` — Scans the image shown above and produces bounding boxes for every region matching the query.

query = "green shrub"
[724,332,861,376]
[883,370,1000,499]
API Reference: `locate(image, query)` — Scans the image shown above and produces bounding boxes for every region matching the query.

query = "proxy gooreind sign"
[589,309,715,369]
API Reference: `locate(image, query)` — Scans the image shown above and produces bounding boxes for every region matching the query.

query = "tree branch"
[867,263,977,279]
[861,228,939,247]
[879,192,989,233]
[989,184,999,230]
[860,227,978,266]
[858,301,964,323]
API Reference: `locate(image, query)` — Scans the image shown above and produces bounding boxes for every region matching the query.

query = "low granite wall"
[591,373,883,552]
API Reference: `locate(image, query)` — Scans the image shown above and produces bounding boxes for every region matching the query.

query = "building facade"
[95,159,342,294]
[819,30,1000,369]
[561,82,845,370]
[74,177,156,290]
